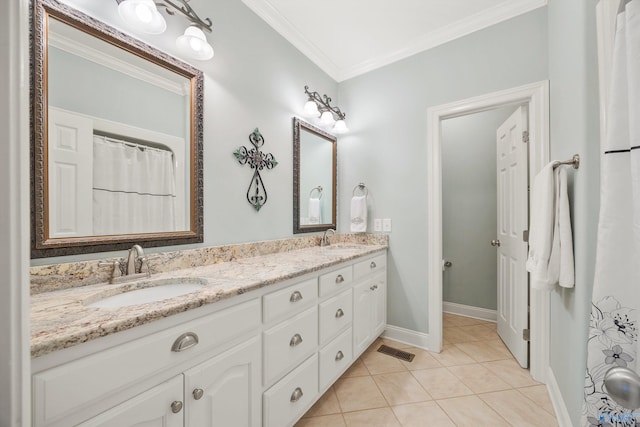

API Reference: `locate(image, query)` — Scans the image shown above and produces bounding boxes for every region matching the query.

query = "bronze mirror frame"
[293,117,337,234]
[31,0,204,258]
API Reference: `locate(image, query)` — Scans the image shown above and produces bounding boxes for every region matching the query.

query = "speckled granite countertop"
[31,243,386,358]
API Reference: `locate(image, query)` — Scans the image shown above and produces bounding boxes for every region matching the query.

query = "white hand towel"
[526,162,556,290]
[308,197,321,225]
[526,162,575,289]
[549,166,575,288]
[350,195,367,233]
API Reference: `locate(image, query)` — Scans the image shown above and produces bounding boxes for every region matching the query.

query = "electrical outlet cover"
[383,218,392,232]
[374,219,382,231]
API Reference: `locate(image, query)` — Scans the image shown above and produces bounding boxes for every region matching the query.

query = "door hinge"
[523,329,530,341]
[522,130,529,143]
[523,230,529,243]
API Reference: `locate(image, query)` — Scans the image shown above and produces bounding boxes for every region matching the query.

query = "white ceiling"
[241,0,547,82]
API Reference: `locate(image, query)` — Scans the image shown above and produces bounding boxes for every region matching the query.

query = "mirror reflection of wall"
[299,131,333,225]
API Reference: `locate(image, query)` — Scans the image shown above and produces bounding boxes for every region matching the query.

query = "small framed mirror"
[31,0,204,258]
[293,118,337,233]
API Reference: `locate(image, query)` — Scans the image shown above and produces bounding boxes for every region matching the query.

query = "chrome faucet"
[320,229,336,247]
[126,244,145,275]
[98,244,150,283]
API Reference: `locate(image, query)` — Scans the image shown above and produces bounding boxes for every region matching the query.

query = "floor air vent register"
[377,344,415,362]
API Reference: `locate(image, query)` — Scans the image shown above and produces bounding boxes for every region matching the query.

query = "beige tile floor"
[296,313,558,427]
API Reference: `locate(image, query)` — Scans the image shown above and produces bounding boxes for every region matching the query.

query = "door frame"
[426,80,550,383]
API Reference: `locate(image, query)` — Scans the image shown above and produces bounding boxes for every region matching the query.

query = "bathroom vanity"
[30,242,387,427]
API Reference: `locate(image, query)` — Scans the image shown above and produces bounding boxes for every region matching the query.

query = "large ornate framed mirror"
[293,117,337,234]
[31,0,204,258]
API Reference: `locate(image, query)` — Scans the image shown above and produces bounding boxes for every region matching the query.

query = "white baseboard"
[443,301,497,322]
[382,325,432,351]
[545,367,573,427]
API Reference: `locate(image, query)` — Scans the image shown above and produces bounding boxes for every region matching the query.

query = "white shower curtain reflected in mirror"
[583,1,639,425]
[92,135,177,235]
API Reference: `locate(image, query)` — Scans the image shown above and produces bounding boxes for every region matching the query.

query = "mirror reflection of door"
[441,105,529,367]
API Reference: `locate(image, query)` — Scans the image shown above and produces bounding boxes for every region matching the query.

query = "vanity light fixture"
[115,0,214,60]
[303,85,349,134]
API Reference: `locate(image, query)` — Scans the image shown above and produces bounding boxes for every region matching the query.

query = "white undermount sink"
[86,279,207,309]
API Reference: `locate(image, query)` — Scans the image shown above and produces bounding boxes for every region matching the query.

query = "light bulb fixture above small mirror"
[115,0,214,60]
[303,85,349,134]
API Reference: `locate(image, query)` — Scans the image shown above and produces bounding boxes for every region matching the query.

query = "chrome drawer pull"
[370,261,377,269]
[289,333,303,347]
[335,308,345,318]
[290,387,304,402]
[335,274,344,284]
[335,350,344,361]
[171,401,183,414]
[289,290,303,303]
[171,332,199,352]
[192,388,204,400]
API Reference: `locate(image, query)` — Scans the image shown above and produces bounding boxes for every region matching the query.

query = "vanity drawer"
[353,253,386,279]
[319,289,352,345]
[263,354,318,427]
[263,306,318,386]
[263,278,317,323]
[32,299,260,427]
[319,328,353,391]
[318,266,353,296]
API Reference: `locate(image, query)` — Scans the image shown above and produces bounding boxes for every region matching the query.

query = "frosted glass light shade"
[304,100,319,116]
[118,0,167,34]
[320,111,335,125]
[176,26,214,60]
[333,119,348,133]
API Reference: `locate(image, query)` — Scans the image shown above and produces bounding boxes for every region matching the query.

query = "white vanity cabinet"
[32,249,387,427]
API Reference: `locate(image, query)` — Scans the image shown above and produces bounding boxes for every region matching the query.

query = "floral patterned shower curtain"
[583,1,639,425]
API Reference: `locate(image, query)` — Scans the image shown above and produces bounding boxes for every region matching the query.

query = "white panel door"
[184,337,261,427]
[77,375,183,427]
[47,108,93,237]
[495,106,529,368]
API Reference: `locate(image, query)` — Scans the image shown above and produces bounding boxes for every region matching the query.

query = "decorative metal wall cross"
[233,128,278,211]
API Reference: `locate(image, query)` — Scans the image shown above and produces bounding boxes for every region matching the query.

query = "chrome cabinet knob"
[289,290,303,303]
[370,284,378,291]
[335,308,345,318]
[335,350,344,361]
[192,388,204,400]
[370,261,377,269]
[335,274,344,284]
[491,239,501,247]
[171,400,183,414]
[289,333,303,347]
[290,387,304,402]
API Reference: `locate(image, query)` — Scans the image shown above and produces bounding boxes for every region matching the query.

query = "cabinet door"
[353,281,374,355]
[77,376,183,427]
[371,272,387,337]
[184,337,261,427]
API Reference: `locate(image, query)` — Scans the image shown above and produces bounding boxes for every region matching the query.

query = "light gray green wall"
[48,46,187,138]
[441,107,514,311]
[547,0,600,424]
[337,9,548,332]
[32,0,337,265]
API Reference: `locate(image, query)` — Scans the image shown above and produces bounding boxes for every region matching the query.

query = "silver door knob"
[491,239,501,247]
[171,401,183,414]
[192,388,204,400]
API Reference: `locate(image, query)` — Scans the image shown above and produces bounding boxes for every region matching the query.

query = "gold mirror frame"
[31,0,204,258]
[293,117,337,234]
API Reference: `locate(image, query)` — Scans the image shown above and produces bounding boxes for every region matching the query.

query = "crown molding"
[242,0,547,82]
[48,31,190,96]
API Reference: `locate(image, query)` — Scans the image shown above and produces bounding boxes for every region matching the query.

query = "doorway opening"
[426,81,550,383]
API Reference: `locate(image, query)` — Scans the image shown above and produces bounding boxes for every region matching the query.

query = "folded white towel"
[526,162,575,289]
[308,197,321,225]
[350,195,367,233]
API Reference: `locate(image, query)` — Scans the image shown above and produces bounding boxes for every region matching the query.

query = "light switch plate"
[382,218,392,232]
[374,218,382,232]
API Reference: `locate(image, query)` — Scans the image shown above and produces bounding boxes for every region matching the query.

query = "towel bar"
[352,182,368,197]
[553,154,580,169]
